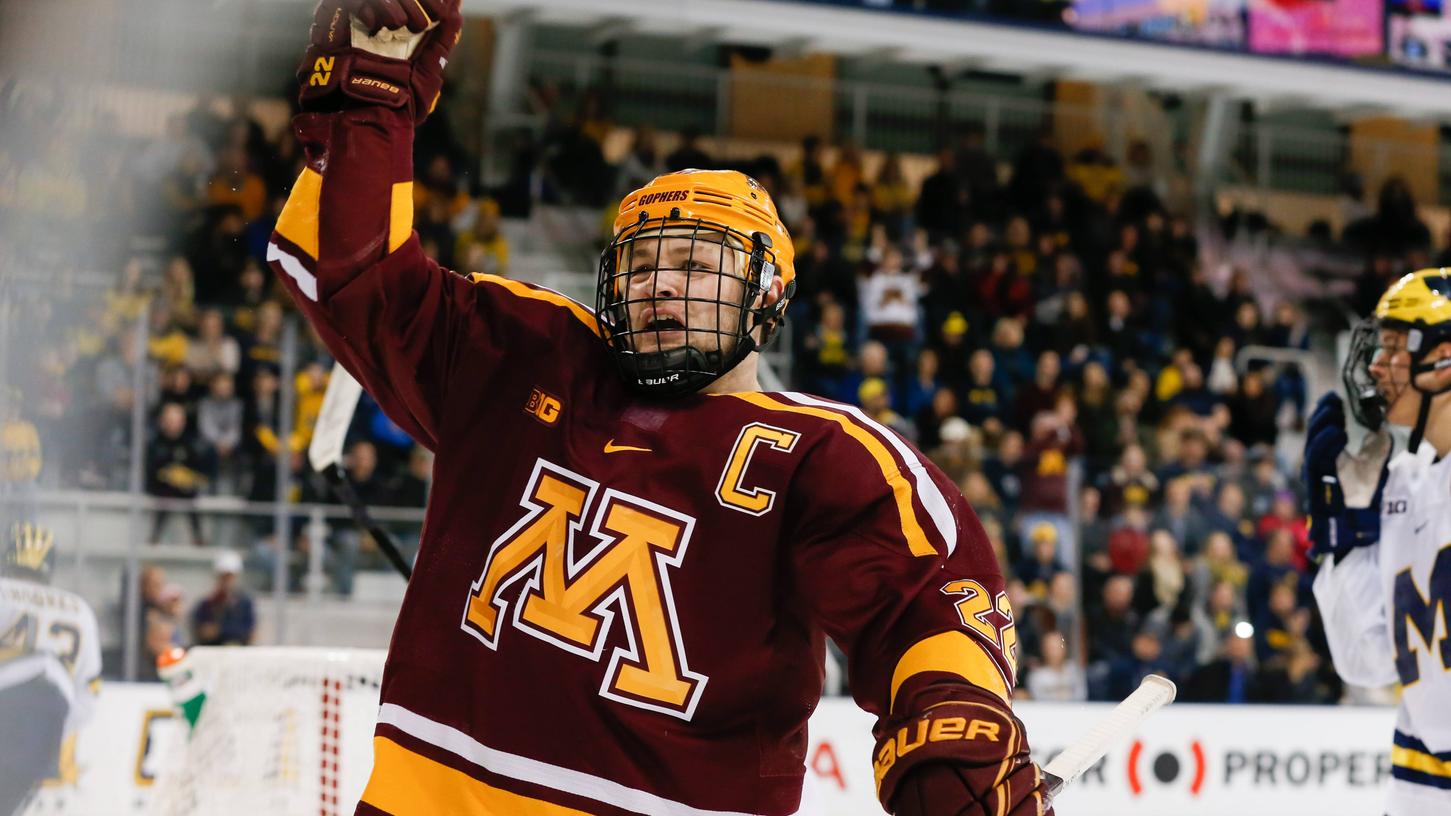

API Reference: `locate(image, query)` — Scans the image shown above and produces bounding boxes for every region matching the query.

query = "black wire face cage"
[1343,318,1386,432]
[596,214,792,398]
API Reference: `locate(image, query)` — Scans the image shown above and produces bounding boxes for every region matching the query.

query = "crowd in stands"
[9,70,1446,701]
[1,83,499,668]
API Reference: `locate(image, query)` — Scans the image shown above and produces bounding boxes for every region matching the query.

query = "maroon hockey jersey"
[268,106,1029,816]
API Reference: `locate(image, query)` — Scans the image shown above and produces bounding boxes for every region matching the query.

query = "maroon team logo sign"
[1126,738,1208,796]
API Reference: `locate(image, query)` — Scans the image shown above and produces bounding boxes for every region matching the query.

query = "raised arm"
[267,1,466,449]
[1303,393,1398,687]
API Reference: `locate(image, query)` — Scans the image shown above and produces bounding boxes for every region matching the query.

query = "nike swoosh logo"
[604,440,652,454]
[1415,521,1429,534]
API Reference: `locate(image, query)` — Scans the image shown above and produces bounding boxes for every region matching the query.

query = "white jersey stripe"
[781,391,958,556]
[266,242,319,302]
[376,703,772,816]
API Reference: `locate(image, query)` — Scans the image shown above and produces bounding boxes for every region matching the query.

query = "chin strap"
[1405,354,1451,454]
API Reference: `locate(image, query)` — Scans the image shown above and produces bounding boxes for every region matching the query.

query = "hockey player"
[0,522,102,816]
[1307,268,1451,814]
[267,2,1050,813]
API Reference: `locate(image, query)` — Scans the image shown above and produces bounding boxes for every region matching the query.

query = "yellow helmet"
[597,169,796,397]
[1345,268,1451,434]
[1375,268,1451,333]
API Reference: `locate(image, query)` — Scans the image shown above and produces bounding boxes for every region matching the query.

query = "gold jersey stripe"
[361,737,594,816]
[469,274,602,338]
[728,392,936,557]
[889,631,1011,713]
[1392,744,1451,779]
[389,181,415,253]
[274,168,323,261]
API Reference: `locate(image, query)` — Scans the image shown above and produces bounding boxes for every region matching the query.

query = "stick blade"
[308,363,364,473]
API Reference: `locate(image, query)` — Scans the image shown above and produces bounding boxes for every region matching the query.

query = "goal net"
[151,646,386,816]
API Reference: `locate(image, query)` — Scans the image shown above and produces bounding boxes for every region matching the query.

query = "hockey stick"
[1042,674,1176,802]
[308,363,413,581]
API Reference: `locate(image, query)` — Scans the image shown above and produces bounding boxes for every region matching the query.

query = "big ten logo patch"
[525,387,562,426]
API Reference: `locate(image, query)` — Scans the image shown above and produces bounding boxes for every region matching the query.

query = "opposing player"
[267,2,1050,813]
[1307,268,1451,813]
[0,523,102,815]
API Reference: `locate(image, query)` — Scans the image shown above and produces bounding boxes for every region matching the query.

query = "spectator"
[206,145,266,221]
[902,347,943,424]
[1151,477,1210,556]
[1087,574,1139,665]
[960,471,1006,542]
[1190,531,1248,601]
[1254,582,1307,667]
[989,317,1034,391]
[664,126,712,172]
[982,430,1025,519]
[1243,448,1288,521]
[1012,351,1062,432]
[393,445,434,508]
[1258,489,1311,570]
[327,440,396,596]
[161,256,199,332]
[1135,530,1187,618]
[1107,506,1152,576]
[1017,523,1068,601]
[616,125,662,195]
[1148,604,1207,684]
[1017,411,1082,569]
[1228,369,1278,448]
[1259,641,1337,705]
[226,258,273,332]
[185,308,240,381]
[1205,337,1239,396]
[829,143,865,208]
[455,198,509,277]
[921,396,970,473]
[191,550,256,646]
[871,152,914,238]
[859,244,922,383]
[1025,634,1086,702]
[197,373,243,488]
[1183,630,1260,703]
[1008,129,1064,214]
[961,348,1006,435]
[915,150,966,242]
[1098,443,1159,516]
[145,402,209,546]
[1157,427,1215,497]
[1104,629,1172,701]
[954,126,999,220]
[800,300,855,401]
[857,378,914,442]
[1206,480,1255,560]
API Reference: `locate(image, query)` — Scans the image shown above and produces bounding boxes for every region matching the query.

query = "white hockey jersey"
[0,576,102,734]
[1314,443,1451,814]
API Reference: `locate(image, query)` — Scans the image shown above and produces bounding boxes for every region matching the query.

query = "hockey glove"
[875,685,1050,816]
[1303,392,1390,562]
[298,0,461,123]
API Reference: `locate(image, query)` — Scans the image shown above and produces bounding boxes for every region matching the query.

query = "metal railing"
[526,49,1451,204]
[528,50,1062,158]
[5,488,425,681]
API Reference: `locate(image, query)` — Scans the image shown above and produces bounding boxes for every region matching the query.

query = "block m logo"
[1394,544,1451,687]
[461,459,707,719]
